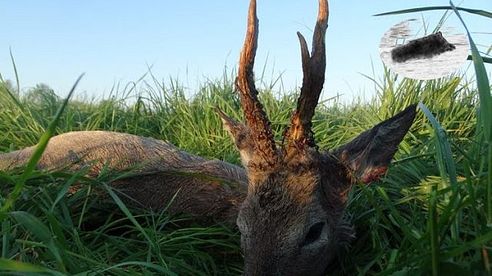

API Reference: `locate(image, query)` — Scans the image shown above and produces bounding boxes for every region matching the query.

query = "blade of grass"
[374,6,492,18]
[441,230,492,259]
[449,0,492,226]
[96,261,177,275]
[0,74,24,111]
[417,103,458,188]
[467,55,492,64]
[0,258,64,275]
[100,182,152,244]
[9,48,20,96]
[51,168,89,212]
[429,190,439,276]
[1,220,10,258]
[10,211,66,272]
[418,102,460,241]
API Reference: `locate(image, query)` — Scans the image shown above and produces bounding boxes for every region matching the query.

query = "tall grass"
[373,3,491,274]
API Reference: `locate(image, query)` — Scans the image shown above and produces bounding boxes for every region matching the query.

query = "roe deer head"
[217,0,416,274]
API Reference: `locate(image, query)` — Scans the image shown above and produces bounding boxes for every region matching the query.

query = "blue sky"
[1,1,490,102]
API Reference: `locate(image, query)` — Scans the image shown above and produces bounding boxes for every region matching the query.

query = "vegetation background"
[0,4,491,276]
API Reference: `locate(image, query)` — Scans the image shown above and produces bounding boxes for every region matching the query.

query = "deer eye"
[302,222,325,246]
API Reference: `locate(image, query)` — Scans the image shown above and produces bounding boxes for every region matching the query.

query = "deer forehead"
[246,167,322,211]
[284,169,322,204]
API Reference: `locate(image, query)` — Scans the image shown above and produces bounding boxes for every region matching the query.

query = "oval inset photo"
[379,19,469,80]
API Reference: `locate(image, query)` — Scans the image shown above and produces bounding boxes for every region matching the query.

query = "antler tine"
[285,0,329,151]
[236,0,278,164]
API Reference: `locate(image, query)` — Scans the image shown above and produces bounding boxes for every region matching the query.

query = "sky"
[1,0,490,102]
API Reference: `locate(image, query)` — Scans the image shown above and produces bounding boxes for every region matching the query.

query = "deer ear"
[216,108,254,168]
[333,104,417,183]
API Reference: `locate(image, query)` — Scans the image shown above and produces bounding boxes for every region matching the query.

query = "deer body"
[0,0,417,274]
[0,131,247,222]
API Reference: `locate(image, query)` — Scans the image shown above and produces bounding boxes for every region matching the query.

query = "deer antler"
[235,0,278,166]
[284,0,329,155]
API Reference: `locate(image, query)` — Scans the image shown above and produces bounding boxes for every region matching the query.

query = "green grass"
[0,14,491,273]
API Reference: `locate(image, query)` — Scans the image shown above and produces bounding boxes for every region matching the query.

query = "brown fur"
[112,173,245,223]
[0,131,247,223]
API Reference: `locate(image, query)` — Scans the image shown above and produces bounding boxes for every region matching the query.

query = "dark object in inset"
[391,32,456,63]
